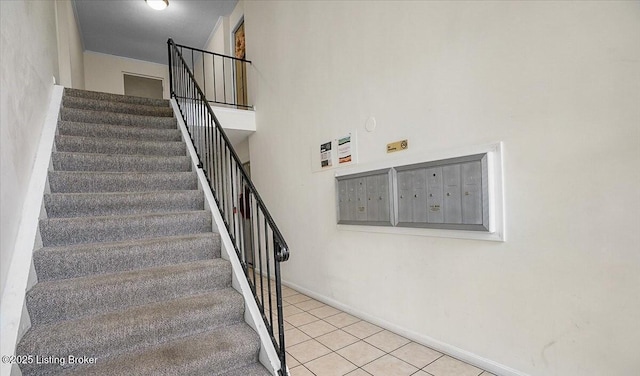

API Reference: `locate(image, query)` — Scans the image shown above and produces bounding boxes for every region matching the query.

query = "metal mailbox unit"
[336,153,490,232]
[394,153,489,231]
[336,168,394,226]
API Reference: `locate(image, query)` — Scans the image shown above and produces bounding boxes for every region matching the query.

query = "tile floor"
[277,285,495,376]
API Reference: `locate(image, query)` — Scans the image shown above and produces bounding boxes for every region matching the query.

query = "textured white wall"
[84,51,169,99]
[0,0,59,298]
[55,0,84,89]
[244,1,640,375]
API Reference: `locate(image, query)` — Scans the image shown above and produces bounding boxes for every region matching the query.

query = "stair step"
[39,210,212,247]
[44,190,204,218]
[63,95,174,117]
[61,107,177,129]
[58,121,181,141]
[64,323,262,376]
[17,289,244,376]
[55,135,186,156]
[222,364,273,376]
[52,152,191,172]
[64,88,169,107]
[26,258,232,325]
[34,233,220,281]
[48,171,198,193]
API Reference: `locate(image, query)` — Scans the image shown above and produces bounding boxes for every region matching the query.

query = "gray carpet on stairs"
[15,88,272,376]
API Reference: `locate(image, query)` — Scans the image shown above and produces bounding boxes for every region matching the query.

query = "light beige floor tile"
[424,355,483,376]
[325,312,361,328]
[286,312,320,327]
[411,372,431,376]
[284,304,304,316]
[289,365,315,376]
[284,320,293,331]
[342,320,383,339]
[298,320,338,338]
[391,342,442,368]
[285,294,313,304]
[285,328,312,346]
[316,329,360,351]
[364,330,410,353]
[336,341,386,367]
[305,352,357,376]
[286,352,300,367]
[282,287,299,297]
[480,372,497,376]
[345,370,372,376]
[362,355,418,376]
[296,299,326,311]
[287,339,332,364]
[309,305,342,319]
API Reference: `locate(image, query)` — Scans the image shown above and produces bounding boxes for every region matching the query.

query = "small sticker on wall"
[387,139,408,153]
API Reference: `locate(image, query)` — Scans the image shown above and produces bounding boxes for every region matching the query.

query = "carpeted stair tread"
[221,363,273,376]
[48,171,198,193]
[64,88,169,107]
[26,258,232,325]
[63,95,174,117]
[17,289,244,376]
[51,152,191,172]
[55,135,186,156]
[44,190,204,218]
[61,107,177,129]
[34,233,220,281]
[64,323,262,376]
[39,210,212,247]
[58,121,181,141]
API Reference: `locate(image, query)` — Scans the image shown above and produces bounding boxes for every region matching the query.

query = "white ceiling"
[73,0,238,64]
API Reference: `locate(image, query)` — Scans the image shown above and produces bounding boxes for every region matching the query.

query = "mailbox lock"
[446,192,451,196]
[414,194,418,198]
[465,191,470,196]
[429,194,433,197]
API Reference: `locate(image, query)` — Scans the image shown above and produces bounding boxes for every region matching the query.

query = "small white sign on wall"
[311,130,358,173]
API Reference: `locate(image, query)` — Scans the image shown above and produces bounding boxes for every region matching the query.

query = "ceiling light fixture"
[146,0,168,11]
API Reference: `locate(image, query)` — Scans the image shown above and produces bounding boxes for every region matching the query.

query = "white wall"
[244,1,640,376]
[0,0,59,299]
[84,51,169,99]
[55,0,84,89]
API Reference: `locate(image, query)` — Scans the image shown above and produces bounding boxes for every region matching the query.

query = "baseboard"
[0,85,64,376]
[281,279,529,376]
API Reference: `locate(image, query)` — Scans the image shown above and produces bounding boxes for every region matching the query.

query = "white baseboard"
[0,85,64,376]
[281,280,529,376]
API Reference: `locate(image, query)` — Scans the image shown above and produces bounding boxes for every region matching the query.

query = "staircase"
[15,88,272,376]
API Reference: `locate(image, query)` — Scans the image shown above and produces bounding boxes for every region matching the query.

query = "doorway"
[233,21,248,107]
[123,74,163,99]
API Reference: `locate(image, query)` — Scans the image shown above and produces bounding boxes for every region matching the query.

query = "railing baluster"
[250,192,257,294]
[257,209,264,315]
[202,51,206,99]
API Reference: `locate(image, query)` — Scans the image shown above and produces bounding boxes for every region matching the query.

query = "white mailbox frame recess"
[335,142,505,242]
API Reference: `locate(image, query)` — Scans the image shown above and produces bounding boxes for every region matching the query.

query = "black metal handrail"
[174,42,252,109]
[168,39,289,375]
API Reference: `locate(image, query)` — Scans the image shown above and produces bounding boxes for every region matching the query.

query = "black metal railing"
[173,42,252,109]
[168,39,289,375]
